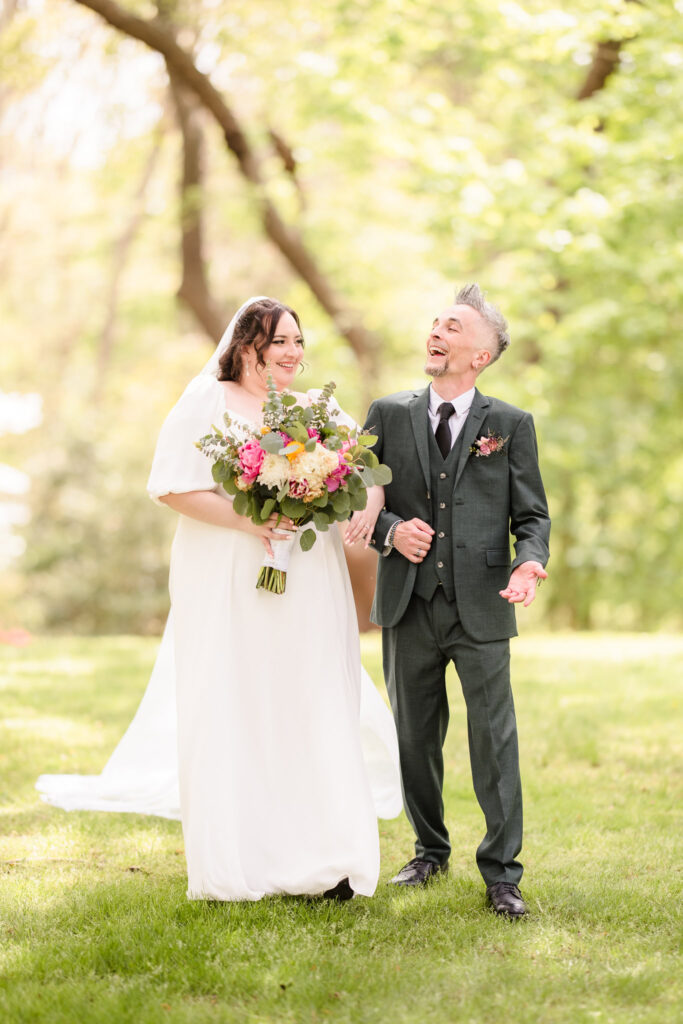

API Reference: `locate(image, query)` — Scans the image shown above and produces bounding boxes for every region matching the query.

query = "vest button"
[437,561,444,568]
[438,531,445,538]
[439,472,447,479]
[439,502,446,509]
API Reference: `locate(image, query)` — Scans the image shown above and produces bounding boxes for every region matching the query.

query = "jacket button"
[439,472,447,479]
[437,561,444,568]
[439,502,446,509]
[438,531,445,538]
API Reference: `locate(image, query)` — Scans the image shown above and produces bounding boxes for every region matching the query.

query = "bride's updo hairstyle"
[217,298,303,382]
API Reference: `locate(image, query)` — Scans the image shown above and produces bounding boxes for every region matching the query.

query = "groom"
[364,284,550,917]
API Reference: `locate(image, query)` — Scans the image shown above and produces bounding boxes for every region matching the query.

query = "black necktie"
[435,402,455,460]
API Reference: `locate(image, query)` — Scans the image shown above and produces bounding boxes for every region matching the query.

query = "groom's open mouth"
[428,344,448,357]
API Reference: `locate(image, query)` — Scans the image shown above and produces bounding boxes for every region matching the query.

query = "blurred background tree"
[0,0,680,634]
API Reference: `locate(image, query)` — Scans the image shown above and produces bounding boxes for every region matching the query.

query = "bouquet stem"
[256,566,287,594]
[256,532,296,595]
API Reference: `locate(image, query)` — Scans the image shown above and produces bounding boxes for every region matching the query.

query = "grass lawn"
[1,632,681,1023]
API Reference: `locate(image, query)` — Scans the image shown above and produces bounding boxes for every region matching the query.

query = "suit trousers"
[382,588,523,885]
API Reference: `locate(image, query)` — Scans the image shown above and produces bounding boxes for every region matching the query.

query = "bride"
[37,296,401,902]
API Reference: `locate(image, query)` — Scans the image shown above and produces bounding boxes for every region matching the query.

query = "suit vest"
[412,425,466,603]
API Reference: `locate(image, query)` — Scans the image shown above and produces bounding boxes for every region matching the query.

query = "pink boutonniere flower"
[470,430,509,457]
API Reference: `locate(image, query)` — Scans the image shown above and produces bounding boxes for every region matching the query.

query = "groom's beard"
[424,357,449,377]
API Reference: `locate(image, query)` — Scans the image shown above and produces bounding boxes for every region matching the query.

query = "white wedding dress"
[37,372,402,902]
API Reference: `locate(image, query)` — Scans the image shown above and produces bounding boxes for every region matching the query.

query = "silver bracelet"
[387,519,403,550]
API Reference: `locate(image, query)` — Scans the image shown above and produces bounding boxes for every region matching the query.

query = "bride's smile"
[243,311,305,394]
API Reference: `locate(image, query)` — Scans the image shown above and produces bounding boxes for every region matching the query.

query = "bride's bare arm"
[344,485,385,549]
[158,491,296,556]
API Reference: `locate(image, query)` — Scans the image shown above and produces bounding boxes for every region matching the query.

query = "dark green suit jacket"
[365,387,550,642]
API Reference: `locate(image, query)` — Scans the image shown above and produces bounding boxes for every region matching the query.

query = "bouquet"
[196,378,392,594]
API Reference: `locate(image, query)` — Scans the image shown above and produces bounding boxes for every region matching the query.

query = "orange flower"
[285,442,305,462]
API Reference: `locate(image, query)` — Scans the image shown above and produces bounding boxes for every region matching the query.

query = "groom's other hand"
[499,561,548,607]
[393,519,435,564]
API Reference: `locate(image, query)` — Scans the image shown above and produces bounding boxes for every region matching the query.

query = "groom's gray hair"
[455,283,510,364]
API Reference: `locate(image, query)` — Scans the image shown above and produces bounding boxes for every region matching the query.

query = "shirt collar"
[428,384,475,418]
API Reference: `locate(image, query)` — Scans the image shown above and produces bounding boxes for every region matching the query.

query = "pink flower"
[238,438,265,483]
[470,430,509,457]
[326,451,352,492]
[307,427,321,441]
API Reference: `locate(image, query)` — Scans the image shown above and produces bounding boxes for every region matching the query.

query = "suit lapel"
[454,389,489,489]
[408,388,431,490]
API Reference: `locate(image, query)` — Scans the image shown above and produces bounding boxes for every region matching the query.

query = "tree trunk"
[169,73,225,343]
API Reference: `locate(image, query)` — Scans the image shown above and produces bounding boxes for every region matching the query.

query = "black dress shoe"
[389,857,448,887]
[486,881,527,917]
[323,877,354,901]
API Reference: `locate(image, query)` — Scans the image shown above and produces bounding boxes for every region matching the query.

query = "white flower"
[257,453,291,489]
[289,444,338,487]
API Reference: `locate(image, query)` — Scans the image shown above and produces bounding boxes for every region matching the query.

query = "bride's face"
[251,312,304,390]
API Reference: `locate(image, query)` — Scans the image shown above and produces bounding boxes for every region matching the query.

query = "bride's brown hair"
[217,298,304,382]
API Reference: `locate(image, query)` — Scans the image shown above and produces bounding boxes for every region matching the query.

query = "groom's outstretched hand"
[393,519,435,564]
[499,561,548,607]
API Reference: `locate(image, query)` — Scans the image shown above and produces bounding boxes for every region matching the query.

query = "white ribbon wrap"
[260,531,297,573]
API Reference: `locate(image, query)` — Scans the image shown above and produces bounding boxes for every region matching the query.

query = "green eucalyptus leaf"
[260,498,276,520]
[371,464,393,485]
[287,422,310,444]
[260,432,284,454]
[281,497,305,519]
[233,491,248,516]
[357,434,378,447]
[299,528,317,552]
[332,491,351,515]
[281,393,297,406]
[312,512,331,530]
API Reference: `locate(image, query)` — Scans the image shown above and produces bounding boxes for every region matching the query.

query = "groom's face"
[424,304,491,380]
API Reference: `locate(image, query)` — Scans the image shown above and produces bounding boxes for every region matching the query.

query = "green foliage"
[298,526,316,551]
[1,632,682,1021]
[0,0,681,630]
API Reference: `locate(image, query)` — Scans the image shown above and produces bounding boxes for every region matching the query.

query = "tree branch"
[576,40,623,101]
[169,73,225,343]
[72,0,379,372]
[576,1,641,101]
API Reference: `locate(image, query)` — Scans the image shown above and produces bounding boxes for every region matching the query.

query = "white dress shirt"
[382,385,476,551]
[427,384,475,447]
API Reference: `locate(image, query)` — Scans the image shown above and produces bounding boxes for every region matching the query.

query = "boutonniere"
[470,430,509,457]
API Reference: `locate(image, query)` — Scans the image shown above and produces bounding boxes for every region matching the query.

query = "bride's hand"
[345,485,385,549]
[345,511,377,548]
[246,513,298,557]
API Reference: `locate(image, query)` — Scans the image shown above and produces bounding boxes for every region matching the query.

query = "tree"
[1,0,681,632]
